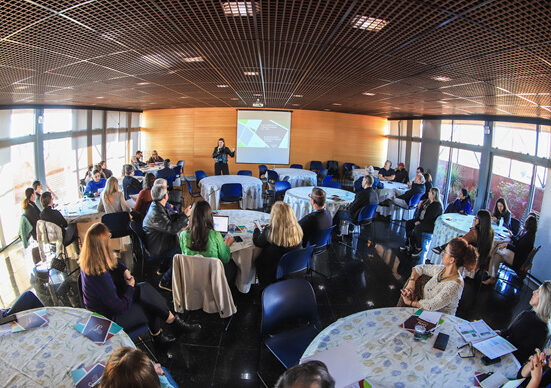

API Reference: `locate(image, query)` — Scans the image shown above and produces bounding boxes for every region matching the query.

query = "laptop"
[213,215,229,236]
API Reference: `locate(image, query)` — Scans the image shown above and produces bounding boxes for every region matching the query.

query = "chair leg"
[224,314,234,332]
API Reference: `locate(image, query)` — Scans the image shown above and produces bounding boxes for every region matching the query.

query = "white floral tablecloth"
[377,181,409,202]
[426,214,510,265]
[352,168,365,181]
[273,168,317,188]
[57,198,102,224]
[213,210,271,293]
[0,307,135,388]
[283,186,356,220]
[301,307,520,388]
[199,175,263,210]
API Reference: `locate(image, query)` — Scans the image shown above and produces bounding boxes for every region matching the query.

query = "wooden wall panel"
[141,108,387,176]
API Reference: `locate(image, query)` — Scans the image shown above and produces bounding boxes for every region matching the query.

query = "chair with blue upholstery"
[172,165,182,178]
[310,225,335,254]
[290,164,303,169]
[220,183,243,206]
[267,170,279,183]
[133,169,144,177]
[382,193,424,222]
[258,164,268,181]
[348,204,378,237]
[261,279,320,369]
[266,181,291,206]
[185,178,202,203]
[101,212,131,239]
[354,177,365,193]
[309,161,322,172]
[276,246,314,280]
[326,160,339,179]
[129,220,163,281]
[195,170,207,185]
[237,170,253,176]
[177,160,184,169]
[317,168,328,185]
[322,175,341,189]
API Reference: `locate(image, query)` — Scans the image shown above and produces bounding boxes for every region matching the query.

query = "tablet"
[213,215,229,234]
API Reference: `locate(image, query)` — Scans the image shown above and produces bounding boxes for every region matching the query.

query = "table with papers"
[301,307,520,387]
[283,186,355,220]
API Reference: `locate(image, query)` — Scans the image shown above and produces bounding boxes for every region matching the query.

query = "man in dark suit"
[122,164,143,200]
[298,187,332,247]
[334,175,379,226]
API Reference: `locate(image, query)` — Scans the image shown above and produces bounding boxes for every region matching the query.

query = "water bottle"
[498,217,503,228]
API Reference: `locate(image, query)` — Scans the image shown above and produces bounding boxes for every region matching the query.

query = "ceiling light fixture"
[96,96,104,99]
[14,85,28,90]
[431,76,452,82]
[222,1,259,16]
[351,15,388,31]
[231,97,239,100]
[252,98,263,107]
[217,84,229,88]
[136,82,150,86]
[292,103,299,106]
[332,103,342,106]
[243,71,259,76]
[253,93,262,97]
[182,56,204,63]
[293,94,303,98]
[180,96,189,98]
[362,92,375,96]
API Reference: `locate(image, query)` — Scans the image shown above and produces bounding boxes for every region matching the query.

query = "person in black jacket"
[389,172,425,208]
[334,175,379,226]
[393,163,409,184]
[22,187,41,240]
[483,215,537,286]
[499,281,551,365]
[298,187,332,247]
[122,164,143,201]
[421,173,433,201]
[39,191,78,246]
[401,187,443,256]
[378,160,395,181]
[253,201,303,288]
[212,138,235,175]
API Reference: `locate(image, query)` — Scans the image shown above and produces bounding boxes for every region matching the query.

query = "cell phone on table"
[481,355,501,365]
[233,236,243,243]
[433,332,450,351]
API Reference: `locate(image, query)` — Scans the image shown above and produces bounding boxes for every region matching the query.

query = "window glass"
[447,149,481,205]
[493,122,537,155]
[440,120,452,141]
[532,166,547,214]
[490,156,533,219]
[92,110,104,130]
[43,109,72,133]
[435,146,450,198]
[10,109,34,138]
[452,120,485,146]
[92,133,102,165]
[106,130,127,178]
[537,125,550,159]
[44,138,79,202]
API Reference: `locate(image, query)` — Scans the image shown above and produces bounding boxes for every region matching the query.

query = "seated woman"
[22,187,41,240]
[517,348,551,387]
[483,215,537,286]
[398,237,478,315]
[147,150,164,164]
[98,177,131,214]
[499,281,551,365]
[39,191,78,246]
[253,201,303,287]
[79,223,200,350]
[84,169,107,197]
[100,347,177,388]
[420,173,433,201]
[133,173,156,217]
[179,200,236,283]
[492,197,512,228]
[401,187,443,256]
[444,188,472,215]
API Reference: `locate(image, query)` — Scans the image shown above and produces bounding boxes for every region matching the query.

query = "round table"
[199,175,263,210]
[213,210,271,293]
[301,307,520,388]
[283,186,356,220]
[352,168,365,182]
[377,181,409,202]
[57,197,102,224]
[0,306,135,387]
[426,214,511,265]
[273,168,317,188]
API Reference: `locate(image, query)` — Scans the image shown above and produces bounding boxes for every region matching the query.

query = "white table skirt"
[426,214,510,265]
[214,209,271,293]
[352,168,365,181]
[0,307,135,387]
[199,175,263,210]
[273,168,317,188]
[301,307,520,388]
[283,186,355,220]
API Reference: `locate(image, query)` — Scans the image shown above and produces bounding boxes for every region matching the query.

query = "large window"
[489,156,533,218]
[435,146,450,196]
[10,109,34,138]
[43,109,72,133]
[493,122,537,155]
[44,138,79,202]
[447,149,481,205]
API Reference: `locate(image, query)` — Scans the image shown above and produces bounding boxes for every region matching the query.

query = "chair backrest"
[290,164,303,169]
[276,246,314,280]
[237,170,253,176]
[177,160,185,167]
[134,169,144,177]
[358,204,378,222]
[36,220,64,261]
[184,178,193,194]
[408,193,423,208]
[317,168,328,179]
[311,225,335,249]
[522,245,541,272]
[267,170,279,182]
[220,183,243,201]
[101,212,131,238]
[258,164,268,177]
[274,181,291,194]
[195,170,207,184]
[342,162,353,172]
[172,165,182,177]
[510,217,521,236]
[261,278,318,335]
[309,161,322,171]
[322,176,341,189]
[327,160,339,170]
[354,177,365,193]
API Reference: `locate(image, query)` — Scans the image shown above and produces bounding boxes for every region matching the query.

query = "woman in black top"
[212,138,235,175]
[253,201,302,288]
[492,197,512,229]
[22,187,41,239]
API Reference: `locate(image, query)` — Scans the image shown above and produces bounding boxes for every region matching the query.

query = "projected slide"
[236,110,291,164]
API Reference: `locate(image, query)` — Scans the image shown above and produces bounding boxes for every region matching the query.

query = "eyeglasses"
[457,342,474,358]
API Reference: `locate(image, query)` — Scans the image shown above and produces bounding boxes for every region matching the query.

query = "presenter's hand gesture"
[231,148,235,153]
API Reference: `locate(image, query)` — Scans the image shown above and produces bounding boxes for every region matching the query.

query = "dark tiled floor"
[135,219,535,388]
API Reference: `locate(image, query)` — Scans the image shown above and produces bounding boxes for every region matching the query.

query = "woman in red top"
[133,173,156,217]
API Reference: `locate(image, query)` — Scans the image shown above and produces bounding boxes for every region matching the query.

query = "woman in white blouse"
[399,237,478,315]
[98,177,131,214]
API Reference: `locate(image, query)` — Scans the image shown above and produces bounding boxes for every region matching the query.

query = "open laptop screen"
[213,215,229,234]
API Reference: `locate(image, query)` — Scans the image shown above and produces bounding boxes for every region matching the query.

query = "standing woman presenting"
[212,138,235,175]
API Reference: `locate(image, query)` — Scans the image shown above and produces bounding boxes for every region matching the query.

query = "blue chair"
[309,161,322,171]
[266,181,291,204]
[358,204,378,223]
[177,160,185,169]
[310,225,335,253]
[276,246,314,280]
[326,160,339,179]
[172,165,182,177]
[129,220,163,281]
[290,164,303,169]
[185,178,202,203]
[195,170,207,184]
[101,212,131,239]
[322,176,341,189]
[237,170,253,176]
[220,183,243,204]
[258,164,268,180]
[134,169,144,177]
[317,168,328,184]
[261,279,320,369]
[267,170,279,183]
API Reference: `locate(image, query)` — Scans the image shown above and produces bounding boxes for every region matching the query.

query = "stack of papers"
[455,320,517,359]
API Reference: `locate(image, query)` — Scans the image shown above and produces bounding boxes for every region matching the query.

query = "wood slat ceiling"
[0,0,549,119]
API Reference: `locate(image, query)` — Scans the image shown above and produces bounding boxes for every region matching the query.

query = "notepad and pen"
[455,320,517,359]
[400,309,443,333]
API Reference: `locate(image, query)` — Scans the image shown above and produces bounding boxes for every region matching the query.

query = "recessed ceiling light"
[136,82,150,86]
[351,15,388,31]
[222,1,259,16]
[323,109,330,111]
[180,96,189,98]
[253,93,262,97]
[438,100,448,104]
[332,103,342,106]
[96,96,104,99]
[292,104,299,106]
[432,76,452,82]
[293,94,303,98]
[231,97,239,100]
[243,71,259,76]
[362,92,375,96]
[14,85,28,90]
[182,56,204,63]
[217,84,229,88]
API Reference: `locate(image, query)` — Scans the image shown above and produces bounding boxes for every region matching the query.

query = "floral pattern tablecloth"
[301,307,520,388]
[283,186,356,220]
[213,210,271,293]
[273,168,317,188]
[199,175,263,210]
[377,181,409,202]
[0,307,135,388]
[57,198,102,224]
[426,214,510,265]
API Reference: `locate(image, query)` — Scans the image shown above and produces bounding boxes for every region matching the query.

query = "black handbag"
[50,253,66,272]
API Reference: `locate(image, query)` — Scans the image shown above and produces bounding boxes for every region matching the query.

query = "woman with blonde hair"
[98,176,131,214]
[253,201,303,287]
[79,223,199,351]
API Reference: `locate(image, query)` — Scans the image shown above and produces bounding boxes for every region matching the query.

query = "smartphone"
[433,332,450,351]
[233,236,243,243]
[481,356,501,365]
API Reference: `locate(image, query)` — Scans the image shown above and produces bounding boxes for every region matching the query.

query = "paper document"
[456,320,496,343]
[301,342,365,388]
[419,311,442,325]
[473,336,517,359]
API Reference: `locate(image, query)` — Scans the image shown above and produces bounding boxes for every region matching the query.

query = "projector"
[252,98,263,107]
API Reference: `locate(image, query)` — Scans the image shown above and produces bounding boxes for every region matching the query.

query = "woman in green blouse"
[179,200,236,283]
